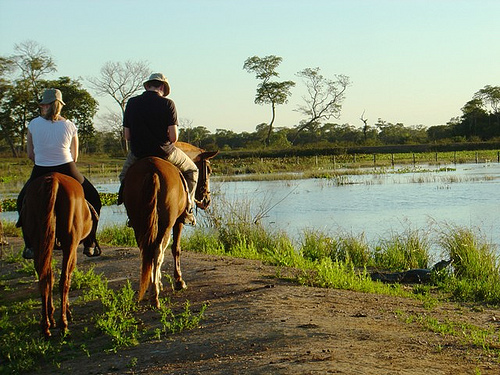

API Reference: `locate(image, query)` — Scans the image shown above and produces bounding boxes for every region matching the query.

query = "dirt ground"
[2,237,500,375]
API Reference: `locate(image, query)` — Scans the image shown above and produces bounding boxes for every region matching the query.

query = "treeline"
[1,41,498,158]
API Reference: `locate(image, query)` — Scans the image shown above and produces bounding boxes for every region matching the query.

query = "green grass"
[97,224,136,247]
[0,256,206,374]
[397,310,500,353]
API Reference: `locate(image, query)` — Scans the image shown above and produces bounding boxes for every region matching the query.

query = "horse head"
[176,142,218,210]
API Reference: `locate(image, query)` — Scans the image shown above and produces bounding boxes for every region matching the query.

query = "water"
[2,163,499,253]
[212,163,500,254]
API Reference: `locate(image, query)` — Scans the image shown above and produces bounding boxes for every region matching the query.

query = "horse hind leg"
[150,235,169,308]
[58,243,77,335]
[172,223,187,291]
[38,267,55,339]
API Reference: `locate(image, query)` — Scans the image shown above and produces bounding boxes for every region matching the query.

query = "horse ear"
[201,150,219,160]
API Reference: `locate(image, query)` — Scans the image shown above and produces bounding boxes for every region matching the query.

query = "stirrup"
[22,247,34,259]
[181,208,196,226]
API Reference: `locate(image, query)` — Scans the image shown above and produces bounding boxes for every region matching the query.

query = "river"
[2,163,499,254]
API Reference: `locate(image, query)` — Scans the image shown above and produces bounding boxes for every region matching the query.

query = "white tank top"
[28,116,77,166]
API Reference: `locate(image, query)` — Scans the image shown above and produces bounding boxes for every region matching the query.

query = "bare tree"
[12,40,56,99]
[293,67,350,144]
[179,118,194,143]
[360,110,369,141]
[88,60,150,117]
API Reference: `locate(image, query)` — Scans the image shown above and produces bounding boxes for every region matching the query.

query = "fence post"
[475,152,479,163]
[391,153,394,167]
[413,153,416,166]
[373,154,376,166]
[454,151,457,165]
[435,152,438,163]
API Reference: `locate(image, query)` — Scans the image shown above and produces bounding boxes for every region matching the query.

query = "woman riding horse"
[17,88,101,258]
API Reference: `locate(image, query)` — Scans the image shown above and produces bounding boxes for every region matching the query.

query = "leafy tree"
[293,67,350,144]
[1,41,99,156]
[179,124,212,147]
[0,57,18,155]
[1,41,57,155]
[474,85,500,125]
[460,98,488,138]
[243,55,295,147]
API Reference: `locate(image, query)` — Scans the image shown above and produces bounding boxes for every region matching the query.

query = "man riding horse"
[118,73,198,225]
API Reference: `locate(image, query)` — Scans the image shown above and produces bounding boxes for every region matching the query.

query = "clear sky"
[1,0,498,133]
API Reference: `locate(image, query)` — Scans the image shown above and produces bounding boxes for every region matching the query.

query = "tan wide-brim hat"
[143,73,171,96]
[40,88,65,105]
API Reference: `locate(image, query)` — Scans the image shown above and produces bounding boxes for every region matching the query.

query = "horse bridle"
[196,158,212,207]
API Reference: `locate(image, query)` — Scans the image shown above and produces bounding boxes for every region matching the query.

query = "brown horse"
[123,143,218,307]
[20,172,96,338]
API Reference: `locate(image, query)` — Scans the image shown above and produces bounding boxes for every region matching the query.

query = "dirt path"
[3,238,499,374]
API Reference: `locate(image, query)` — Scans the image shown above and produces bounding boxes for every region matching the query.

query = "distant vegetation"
[1,41,499,157]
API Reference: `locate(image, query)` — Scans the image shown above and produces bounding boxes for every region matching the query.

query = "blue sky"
[1,0,498,133]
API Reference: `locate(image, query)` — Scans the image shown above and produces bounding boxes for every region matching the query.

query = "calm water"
[213,163,500,251]
[2,163,499,254]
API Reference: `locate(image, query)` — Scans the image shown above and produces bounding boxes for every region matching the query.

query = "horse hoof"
[83,246,101,257]
[174,280,187,291]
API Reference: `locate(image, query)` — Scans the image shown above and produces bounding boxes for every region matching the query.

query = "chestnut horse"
[123,143,218,307]
[20,173,96,338]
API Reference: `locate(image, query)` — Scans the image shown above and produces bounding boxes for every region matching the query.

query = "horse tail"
[138,172,160,301]
[38,175,58,271]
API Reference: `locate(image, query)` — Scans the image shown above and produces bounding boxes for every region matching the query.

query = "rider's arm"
[124,127,131,141]
[168,124,178,143]
[71,134,79,162]
[27,131,35,162]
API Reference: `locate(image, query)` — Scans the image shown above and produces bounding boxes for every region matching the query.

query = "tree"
[0,57,18,155]
[460,98,487,138]
[98,111,125,154]
[474,85,500,125]
[2,41,57,154]
[293,67,350,144]
[12,40,56,100]
[88,60,150,117]
[243,55,295,147]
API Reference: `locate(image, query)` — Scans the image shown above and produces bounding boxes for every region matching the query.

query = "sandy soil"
[2,237,500,375]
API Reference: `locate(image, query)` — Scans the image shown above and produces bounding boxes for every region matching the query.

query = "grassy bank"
[1,210,499,373]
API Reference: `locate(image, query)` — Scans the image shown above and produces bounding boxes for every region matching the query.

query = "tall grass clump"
[299,229,370,267]
[373,228,431,270]
[98,224,136,247]
[195,195,302,267]
[84,279,139,351]
[438,225,500,304]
